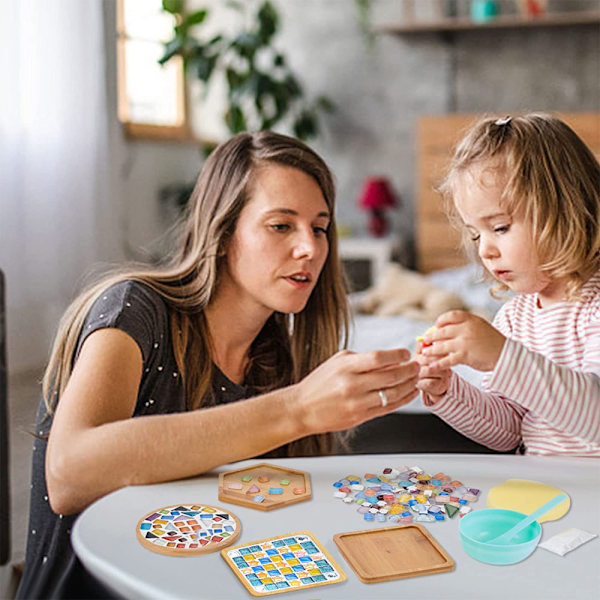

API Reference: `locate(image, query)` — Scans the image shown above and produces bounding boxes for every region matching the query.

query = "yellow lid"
[487,479,570,523]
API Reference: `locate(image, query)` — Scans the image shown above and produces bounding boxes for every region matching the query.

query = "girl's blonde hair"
[43,131,350,456]
[439,113,600,299]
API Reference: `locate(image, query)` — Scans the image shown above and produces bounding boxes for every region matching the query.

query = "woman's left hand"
[421,310,506,372]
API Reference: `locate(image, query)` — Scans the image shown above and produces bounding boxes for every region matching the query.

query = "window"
[116,0,190,140]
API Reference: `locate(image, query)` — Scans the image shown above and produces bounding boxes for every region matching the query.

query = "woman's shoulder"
[89,279,172,322]
[96,279,166,309]
[80,279,172,363]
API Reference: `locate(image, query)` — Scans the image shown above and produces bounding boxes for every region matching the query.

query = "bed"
[341,112,600,454]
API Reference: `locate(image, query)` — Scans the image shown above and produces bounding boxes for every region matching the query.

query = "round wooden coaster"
[136,503,241,556]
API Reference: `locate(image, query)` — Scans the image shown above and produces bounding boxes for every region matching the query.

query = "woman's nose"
[292,230,317,260]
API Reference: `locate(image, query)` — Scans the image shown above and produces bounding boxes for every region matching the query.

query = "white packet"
[538,528,597,556]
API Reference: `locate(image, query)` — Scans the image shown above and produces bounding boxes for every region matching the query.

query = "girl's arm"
[421,372,525,452]
[422,308,600,447]
[486,338,600,445]
[46,328,419,515]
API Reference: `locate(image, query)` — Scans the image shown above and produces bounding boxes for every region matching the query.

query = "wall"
[272,0,600,263]
[115,0,598,269]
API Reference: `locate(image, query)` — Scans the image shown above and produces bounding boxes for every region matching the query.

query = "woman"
[18,131,419,598]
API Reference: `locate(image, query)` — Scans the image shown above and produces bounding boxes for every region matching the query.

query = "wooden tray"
[218,463,311,511]
[333,524,454,583]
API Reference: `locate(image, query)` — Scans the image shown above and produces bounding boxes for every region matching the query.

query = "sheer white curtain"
[0,0,113,373]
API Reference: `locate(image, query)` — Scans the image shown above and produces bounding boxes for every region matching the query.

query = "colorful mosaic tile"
[332,465,480,525]
[136,504,240,555]
[222,531,346,595]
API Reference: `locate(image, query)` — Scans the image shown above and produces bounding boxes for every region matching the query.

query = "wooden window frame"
[116,0,192,142]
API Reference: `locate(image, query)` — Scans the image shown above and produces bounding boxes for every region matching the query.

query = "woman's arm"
[46,328,419,515]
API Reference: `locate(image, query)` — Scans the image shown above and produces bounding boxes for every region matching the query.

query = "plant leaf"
[185,9,208,26]
[195,54,217,82]
[231,32,261,59]
[283,74,302,98]
[162,0,184,15]
[175,10,208,37]
[257,2,278,45]
[316,95,336,112]
[294,111,318,140]
[158,36,185,64]
[225,104,247,134]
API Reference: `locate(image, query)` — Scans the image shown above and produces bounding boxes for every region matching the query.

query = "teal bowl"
[459,508,541,565]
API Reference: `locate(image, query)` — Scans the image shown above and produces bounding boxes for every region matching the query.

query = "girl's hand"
[421,310,506,372]
[414,342,452,402]
[294,348,419,435]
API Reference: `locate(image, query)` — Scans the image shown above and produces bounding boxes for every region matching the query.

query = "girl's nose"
[478,235,499,260]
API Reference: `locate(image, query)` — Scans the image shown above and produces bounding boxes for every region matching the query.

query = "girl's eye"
[313,226,328,236]
[494,225,510,234]
[470,234,481,243]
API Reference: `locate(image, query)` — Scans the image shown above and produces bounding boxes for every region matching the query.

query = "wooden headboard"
[416,112,600,273]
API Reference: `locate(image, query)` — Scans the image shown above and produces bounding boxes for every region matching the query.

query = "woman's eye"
[470,234,481,243]
[270,224,290,232]
[494,225,510,234]
[313,226,328,236]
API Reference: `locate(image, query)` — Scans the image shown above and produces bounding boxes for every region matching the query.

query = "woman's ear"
[217,235,230,258]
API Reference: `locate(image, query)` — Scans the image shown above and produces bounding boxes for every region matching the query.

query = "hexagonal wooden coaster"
[218,463,312,511]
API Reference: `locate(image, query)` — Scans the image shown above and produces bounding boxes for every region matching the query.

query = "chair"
[345,412,502,454]
[1,269,9,566]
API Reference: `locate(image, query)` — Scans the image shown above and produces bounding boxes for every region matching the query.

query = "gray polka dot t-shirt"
[17,280,252,599]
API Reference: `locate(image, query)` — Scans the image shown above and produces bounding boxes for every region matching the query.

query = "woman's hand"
[293,348,419,435]
[421,310,506,372]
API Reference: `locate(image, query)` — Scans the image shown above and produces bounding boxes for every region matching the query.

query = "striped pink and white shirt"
[424,271,600,456]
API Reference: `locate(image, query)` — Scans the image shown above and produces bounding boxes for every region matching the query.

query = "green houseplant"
[159,0,334,152]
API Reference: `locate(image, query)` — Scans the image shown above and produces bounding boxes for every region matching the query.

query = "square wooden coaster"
[333,524,454,583]
[222,530,346,596]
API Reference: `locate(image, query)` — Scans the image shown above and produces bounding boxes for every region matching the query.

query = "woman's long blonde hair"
[43,131,350,455]
[439,113,600,299]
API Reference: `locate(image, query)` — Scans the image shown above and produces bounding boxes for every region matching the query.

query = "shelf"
[375,10,600,35]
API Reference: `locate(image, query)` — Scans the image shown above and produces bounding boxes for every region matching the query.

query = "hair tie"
[495,116,512,126]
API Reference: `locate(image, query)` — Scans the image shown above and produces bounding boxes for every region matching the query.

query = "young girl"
[416,113,600,457]
[17,131,419,599]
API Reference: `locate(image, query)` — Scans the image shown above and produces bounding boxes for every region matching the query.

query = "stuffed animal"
[356,263,468,321]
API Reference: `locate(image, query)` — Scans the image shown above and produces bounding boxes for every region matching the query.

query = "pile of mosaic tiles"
[332,465,480,523]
